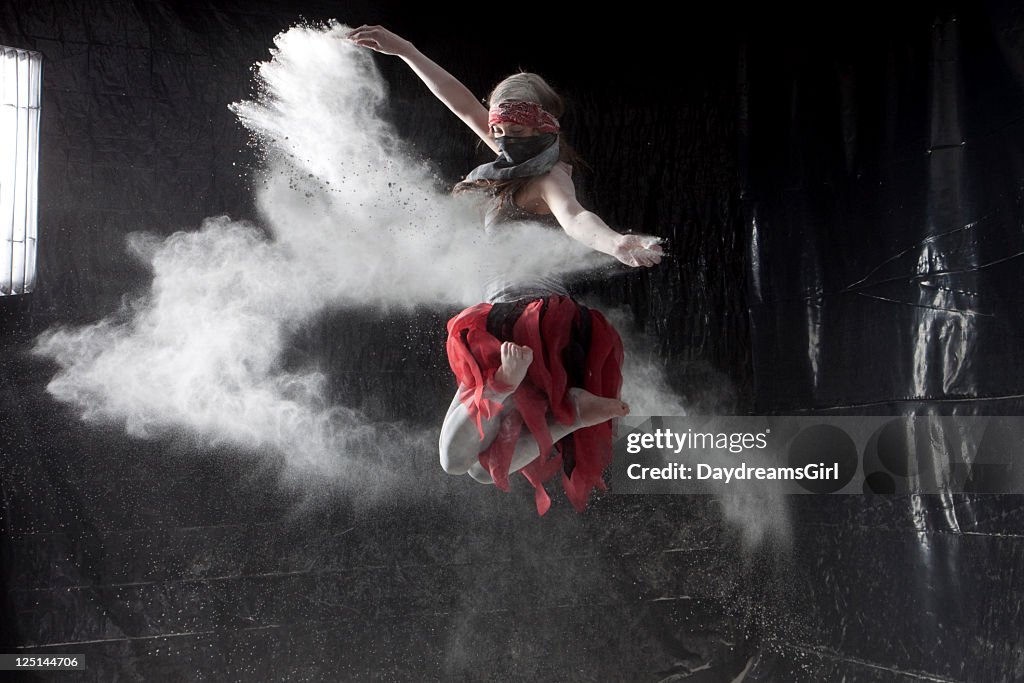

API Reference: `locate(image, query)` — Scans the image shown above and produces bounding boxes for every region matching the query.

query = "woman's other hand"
[344,25,411,56]
[613,234,664,268]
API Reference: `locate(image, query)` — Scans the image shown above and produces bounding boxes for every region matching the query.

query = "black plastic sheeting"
[743,3,1024,415]
[0,1,1022,681]
[739,5,1024,680]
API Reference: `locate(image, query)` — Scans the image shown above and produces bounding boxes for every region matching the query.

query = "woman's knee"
[439,439,473,475]
[438,432,493,482]
[467,462,493,484]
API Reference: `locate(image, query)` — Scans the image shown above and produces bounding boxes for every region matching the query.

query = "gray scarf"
[464,134,560,182]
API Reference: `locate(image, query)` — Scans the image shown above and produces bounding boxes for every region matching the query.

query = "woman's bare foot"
[569,387,630,427]
[493,342,533,392]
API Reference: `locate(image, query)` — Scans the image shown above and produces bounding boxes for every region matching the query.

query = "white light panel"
[1,46,41,296]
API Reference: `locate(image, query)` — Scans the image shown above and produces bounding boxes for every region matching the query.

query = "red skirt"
[445,295,624,515]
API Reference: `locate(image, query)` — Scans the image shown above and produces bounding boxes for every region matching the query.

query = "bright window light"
[0,46,41,297]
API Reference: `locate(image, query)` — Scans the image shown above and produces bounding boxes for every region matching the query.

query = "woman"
[346,25,663,514]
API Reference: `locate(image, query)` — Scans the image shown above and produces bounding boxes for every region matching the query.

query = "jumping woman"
[346,25,663,514]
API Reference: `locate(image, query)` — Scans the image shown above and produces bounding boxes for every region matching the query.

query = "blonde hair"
[487,72,565,118]
[452,72,586,199]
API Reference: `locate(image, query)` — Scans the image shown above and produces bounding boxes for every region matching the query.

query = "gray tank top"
[482,195,571,304]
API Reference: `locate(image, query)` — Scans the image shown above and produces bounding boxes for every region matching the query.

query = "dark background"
[1,0,1022,681]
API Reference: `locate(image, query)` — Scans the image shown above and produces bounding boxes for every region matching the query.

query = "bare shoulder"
[517,163,577,214]
[538,162,576,193]
[532,163,584,217]
[552,160,574,179]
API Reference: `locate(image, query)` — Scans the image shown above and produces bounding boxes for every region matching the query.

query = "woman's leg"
[438,342,532,477]
[462,388,630,485]
[502,386,630,477]
[440,341,630,483]
[439,388,512,476]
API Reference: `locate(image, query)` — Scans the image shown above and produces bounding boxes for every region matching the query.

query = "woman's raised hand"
[344,25,411,57]
[613,234,665,268]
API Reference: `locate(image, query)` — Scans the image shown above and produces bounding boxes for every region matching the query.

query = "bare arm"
[537,167,663,267]
[345,25,499,154]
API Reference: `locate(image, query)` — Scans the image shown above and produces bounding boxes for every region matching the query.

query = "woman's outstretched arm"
[344,25,499,154]
[538,166,664,267]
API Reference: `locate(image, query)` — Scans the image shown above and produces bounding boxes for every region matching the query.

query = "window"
[0,46,41,296]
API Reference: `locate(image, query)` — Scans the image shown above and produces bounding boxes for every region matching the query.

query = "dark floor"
[2,336,1022,683]
[1,0,1021,679]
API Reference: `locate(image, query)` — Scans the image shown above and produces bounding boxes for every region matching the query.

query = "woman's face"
[490,121,537,138]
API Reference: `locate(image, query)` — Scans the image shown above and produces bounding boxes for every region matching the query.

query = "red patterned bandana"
[487,101,560,134]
